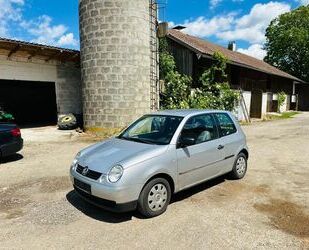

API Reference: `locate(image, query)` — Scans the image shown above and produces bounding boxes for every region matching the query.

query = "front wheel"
[230,153,247,179]
[137,178,171,218]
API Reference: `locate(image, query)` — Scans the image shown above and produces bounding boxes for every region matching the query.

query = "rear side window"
[214,113,237,137]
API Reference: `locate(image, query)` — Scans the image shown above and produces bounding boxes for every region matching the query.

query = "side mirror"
[178,136,195,148]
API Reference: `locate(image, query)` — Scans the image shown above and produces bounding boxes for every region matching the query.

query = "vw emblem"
[82,167,89,176]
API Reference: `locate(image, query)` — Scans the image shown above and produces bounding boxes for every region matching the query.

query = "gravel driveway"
[0,113,309,249]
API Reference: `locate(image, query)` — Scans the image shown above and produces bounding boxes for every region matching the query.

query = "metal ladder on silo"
[149,0,159,111]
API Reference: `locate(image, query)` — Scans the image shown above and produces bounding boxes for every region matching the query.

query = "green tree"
[264,5,309,82]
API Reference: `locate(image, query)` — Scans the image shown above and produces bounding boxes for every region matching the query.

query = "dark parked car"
[0,123,23,158]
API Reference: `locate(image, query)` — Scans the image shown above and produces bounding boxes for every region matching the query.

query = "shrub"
[192,52,239,111]
[277,91,287,113]
[159,39,239,111]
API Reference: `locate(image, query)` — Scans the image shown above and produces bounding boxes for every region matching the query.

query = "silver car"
[70,110,248,217]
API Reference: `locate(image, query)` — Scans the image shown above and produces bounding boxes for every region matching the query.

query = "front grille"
[76,164,102,180]
[74,178,91,194]
[74,186,116,208]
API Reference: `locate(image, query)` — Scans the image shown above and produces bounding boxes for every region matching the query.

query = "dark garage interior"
[0,80,57,126]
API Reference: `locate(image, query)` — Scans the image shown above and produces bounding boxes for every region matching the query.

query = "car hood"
[78,138,168,173]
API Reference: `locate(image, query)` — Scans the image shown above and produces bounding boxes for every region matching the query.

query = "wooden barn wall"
[269,75,293,94]
[168,40,194,77]
[167,39,294,95]
[230,65,294,95]
[296,84,309,111]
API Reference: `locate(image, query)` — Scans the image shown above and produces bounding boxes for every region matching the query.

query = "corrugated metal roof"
[168,29,303,83]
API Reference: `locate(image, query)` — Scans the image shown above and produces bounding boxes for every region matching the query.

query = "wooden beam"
[70,53,79,59]
[45,50,63,62]
[28,50,38,60]
[68,52,80,62]
[7,45,20,58]
[28,47,45,60]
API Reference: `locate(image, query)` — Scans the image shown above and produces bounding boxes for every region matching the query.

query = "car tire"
[137,178,171,218]
[230,153,247,179]
[58,114,77,130]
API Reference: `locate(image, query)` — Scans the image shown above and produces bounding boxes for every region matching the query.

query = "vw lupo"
[70,110,248,217]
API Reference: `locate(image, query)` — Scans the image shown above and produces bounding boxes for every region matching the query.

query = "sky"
[0,0,307,59]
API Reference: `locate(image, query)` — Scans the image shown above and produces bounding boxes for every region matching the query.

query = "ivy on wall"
[159,38,239,111]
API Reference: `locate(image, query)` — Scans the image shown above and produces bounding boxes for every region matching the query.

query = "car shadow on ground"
[66,190,136,223]
[66,174,231,223]
[0,153,23,164]
[171,175,227,204]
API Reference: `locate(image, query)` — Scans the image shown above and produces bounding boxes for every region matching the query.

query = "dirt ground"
[0,113,309,249]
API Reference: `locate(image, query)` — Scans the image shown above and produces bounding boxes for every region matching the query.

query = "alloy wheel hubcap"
[236,157,246,175]
[148,183,168,212]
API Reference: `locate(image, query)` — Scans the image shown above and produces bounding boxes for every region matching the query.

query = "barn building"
[166,29,308,120]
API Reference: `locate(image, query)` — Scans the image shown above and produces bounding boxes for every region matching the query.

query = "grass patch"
[239,121,251,126]
[264,111,300,121]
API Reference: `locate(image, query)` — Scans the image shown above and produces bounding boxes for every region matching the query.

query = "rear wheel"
[137,178,171,218]
[230,153,247,179]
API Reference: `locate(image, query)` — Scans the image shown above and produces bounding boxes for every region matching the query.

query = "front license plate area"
[74,178,91,194]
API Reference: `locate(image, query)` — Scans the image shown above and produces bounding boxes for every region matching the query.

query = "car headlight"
[108,165,123,183]
[71,152,81,171]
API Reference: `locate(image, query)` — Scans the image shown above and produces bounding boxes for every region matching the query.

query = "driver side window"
[180,114,218,146]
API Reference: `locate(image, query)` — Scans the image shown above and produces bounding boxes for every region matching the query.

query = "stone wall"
[235,91,251,122]
[79,0,151,129]
[56,64,82,115]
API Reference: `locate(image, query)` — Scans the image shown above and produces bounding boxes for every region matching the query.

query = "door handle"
[217,145,224,150]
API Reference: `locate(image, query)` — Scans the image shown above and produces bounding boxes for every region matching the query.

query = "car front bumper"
[73,186,137,213]
[0,138,23,157]
[70,169,141,212]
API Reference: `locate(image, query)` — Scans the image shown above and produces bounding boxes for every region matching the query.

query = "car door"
[213,113,239,173]
[176,114,225,190]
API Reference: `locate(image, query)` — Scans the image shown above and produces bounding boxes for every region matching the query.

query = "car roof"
[148,109,230,118]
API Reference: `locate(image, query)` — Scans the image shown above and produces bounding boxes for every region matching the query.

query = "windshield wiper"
[119,136,155,145]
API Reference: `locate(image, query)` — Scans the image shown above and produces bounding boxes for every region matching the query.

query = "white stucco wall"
[0,56,82,115]
[235,91,251,121]
[262,93,268,117]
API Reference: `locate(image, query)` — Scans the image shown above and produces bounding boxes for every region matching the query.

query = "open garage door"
[0,80,57,126]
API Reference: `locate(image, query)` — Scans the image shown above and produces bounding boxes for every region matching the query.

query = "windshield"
[118,115,183,145]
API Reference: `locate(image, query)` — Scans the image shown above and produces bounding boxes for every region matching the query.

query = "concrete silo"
[79,0,158,130]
